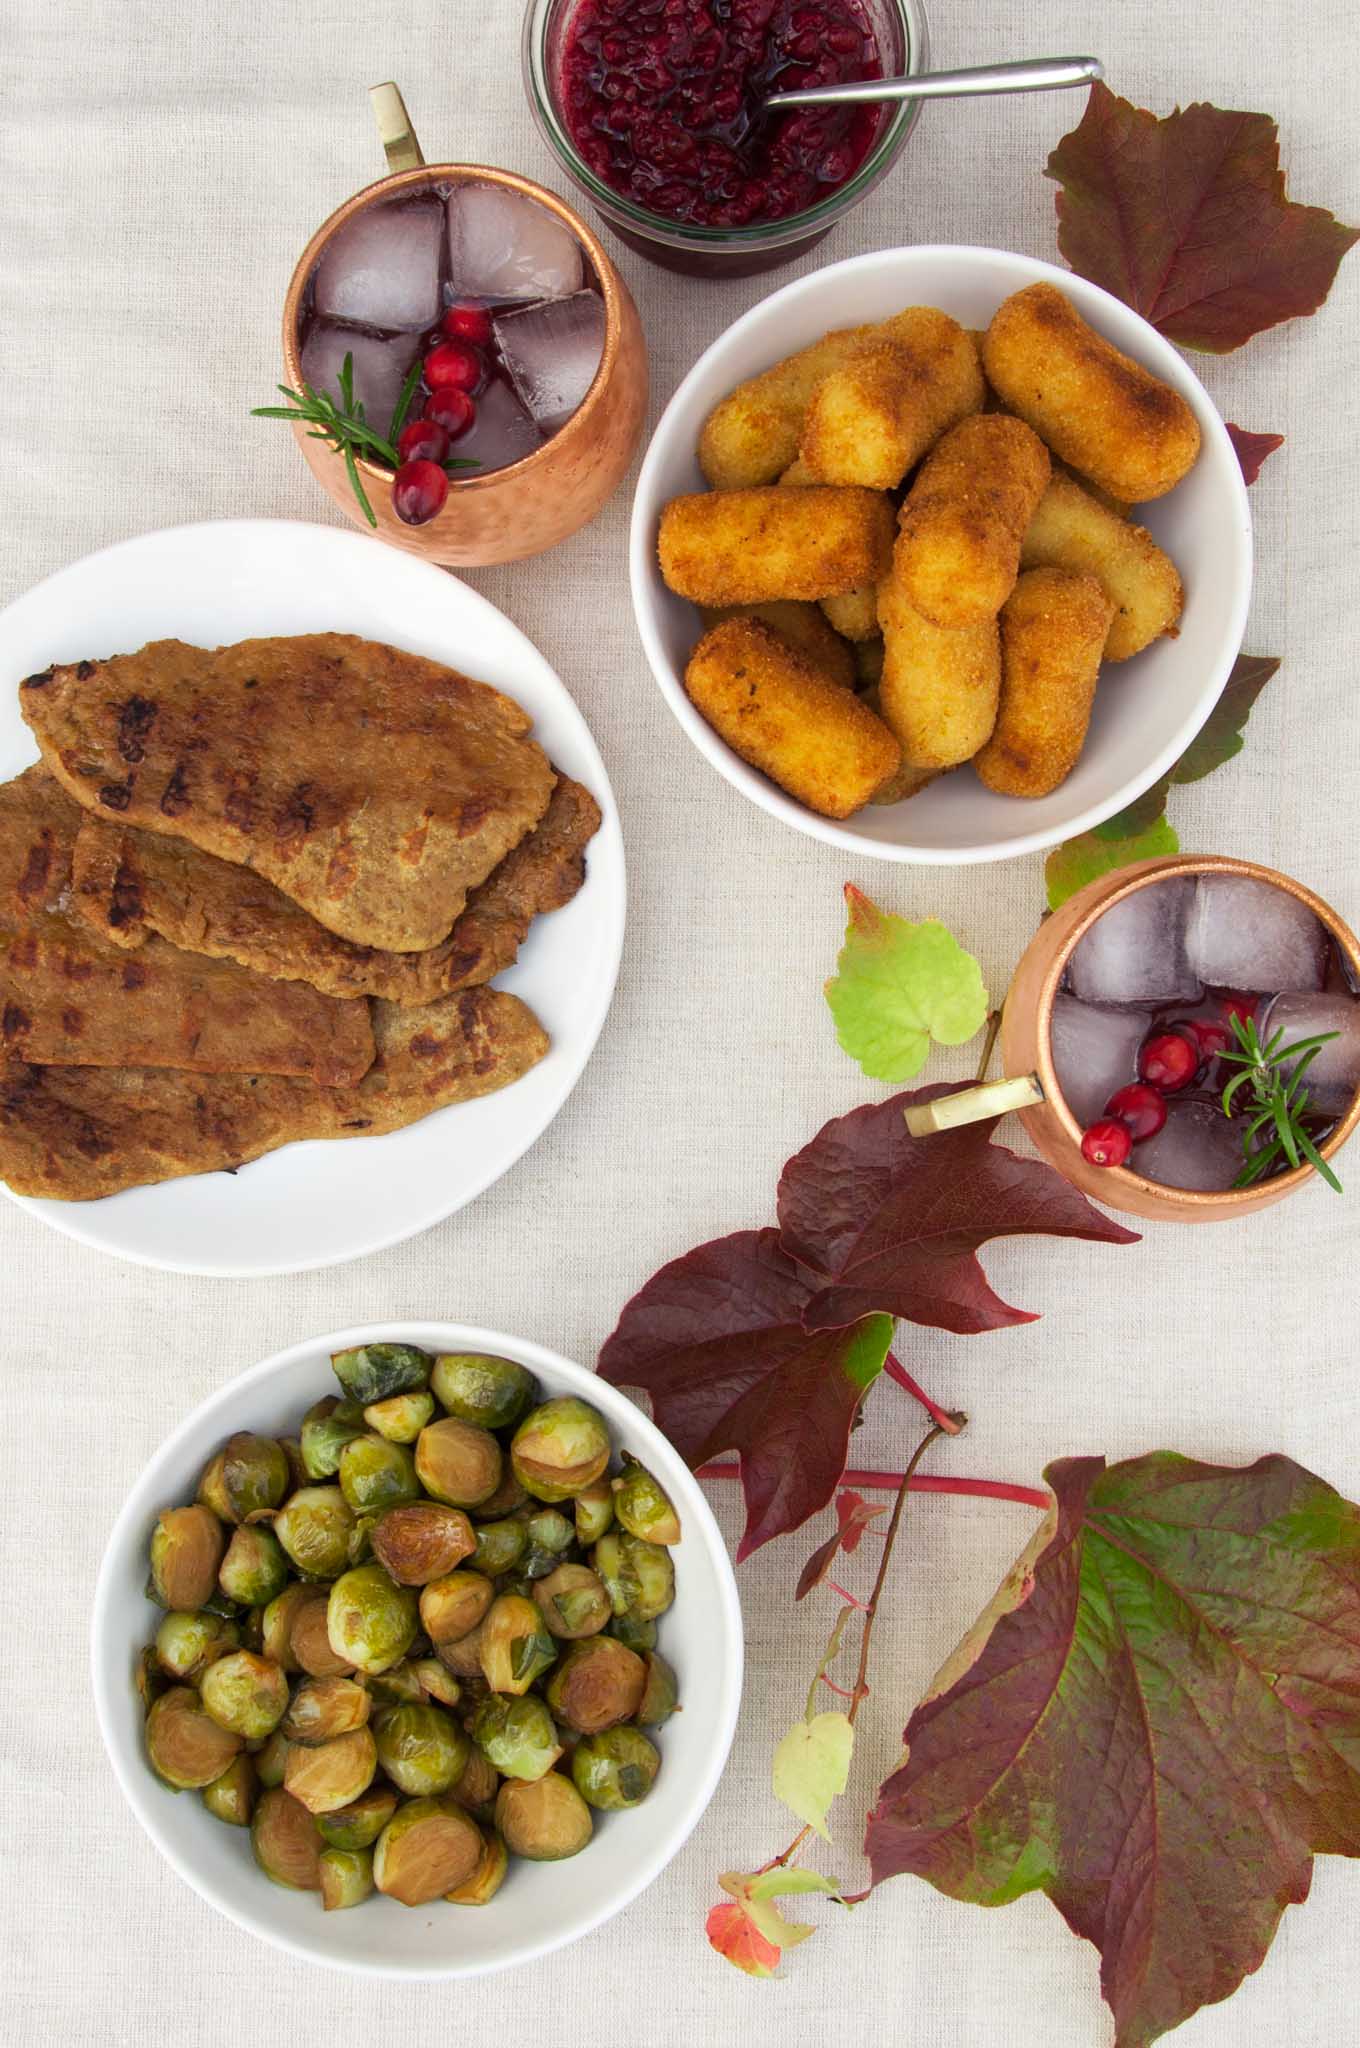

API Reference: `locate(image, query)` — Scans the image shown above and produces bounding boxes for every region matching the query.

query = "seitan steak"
[19,633,555,951]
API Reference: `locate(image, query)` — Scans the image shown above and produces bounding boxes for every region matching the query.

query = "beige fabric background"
[3,2,1359,2042]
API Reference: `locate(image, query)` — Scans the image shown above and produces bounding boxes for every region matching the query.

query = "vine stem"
[696,1460,1050,1513]
[975,1007,1003,1083]
[882,1353,963,1433]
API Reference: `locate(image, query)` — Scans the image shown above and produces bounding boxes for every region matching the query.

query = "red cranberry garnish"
[1184,1018,1231,1059]
[1219,991,1258,1029]
[424,341,481,392]
[1139,1030,1199,1092]
[1081,1118,1133,1169]
[1105,1083,1168,1141]
[397,419,450,465]
[442,303,492,345]
[423,387,475,439]
[392,459,449,527]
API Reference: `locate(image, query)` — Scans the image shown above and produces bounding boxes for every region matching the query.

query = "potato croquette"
[1020,473,1183,661]
[975,567,1116,798]
[798,318,985,489]
[684,619,901,819]
[983,284,1201,502]
[896,414,1050,628]
[860,689,937,804]
[658,487,894,605]
[820,584,882,642]
[877,558,1001,771]
[698,600,857,691]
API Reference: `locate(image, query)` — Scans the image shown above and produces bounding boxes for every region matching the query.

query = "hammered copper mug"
[908,856,1360,1223]
[281,84,648,567]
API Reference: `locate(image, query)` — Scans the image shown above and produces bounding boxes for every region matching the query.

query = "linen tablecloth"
[4,2,1359,2041]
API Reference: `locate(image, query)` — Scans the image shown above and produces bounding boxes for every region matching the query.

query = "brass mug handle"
[904,1074,1045,1136]
[370,82,425,173]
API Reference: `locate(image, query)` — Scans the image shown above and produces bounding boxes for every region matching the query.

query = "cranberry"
[1184,1017,1231,1059]
[1138,1030,1199,1092]
[1219,991,1258,1029]
[397,419,450,464]
[442,302,492,346]
[1081,1118,1133,1169]
[392,459,449,527]
[423,387,475,439]
[1105,1084,1168,1141]
[424,341,481,392]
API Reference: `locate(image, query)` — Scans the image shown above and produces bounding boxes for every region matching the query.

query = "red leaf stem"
[882,1352,964,1433]
[697,1461,1050,1513]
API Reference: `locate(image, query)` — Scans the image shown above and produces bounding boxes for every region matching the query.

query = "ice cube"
[494,291,605,433]
[1067,879,1201,1007]
[1186,876,1327,993]
[313,197,443,333]
[1132,1099,1254,1192]
[299,323,420,440]
[1255,992,1360,1116]
[451,379,544,476]
[447,184,585,302]
[1048,994,1148,1128]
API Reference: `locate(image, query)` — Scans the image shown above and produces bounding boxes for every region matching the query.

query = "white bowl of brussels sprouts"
[90,1321,744,1976]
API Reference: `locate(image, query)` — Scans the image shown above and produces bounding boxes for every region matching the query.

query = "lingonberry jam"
[558,0,885,230]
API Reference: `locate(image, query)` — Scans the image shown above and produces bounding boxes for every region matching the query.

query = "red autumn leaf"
[1226,422,1284,484]
[778,1088,1138,1337]
[705,1901,780,1977]
[1047,82,1360,351]
[598,1228,894,1560]
[865,1450,1360,2048]
[795,1490,887,1600]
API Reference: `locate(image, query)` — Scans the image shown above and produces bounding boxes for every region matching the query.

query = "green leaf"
[825,885,988,1082]
[1170,653,1280,784]
[719,1865,844,1952]
[772,1711,854,1842]
[1044,816,1180,910]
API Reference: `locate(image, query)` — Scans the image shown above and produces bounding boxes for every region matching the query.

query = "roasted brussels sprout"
[331,1342,431,1406]
[415,1418,503,1510]
[544,1636,645,1734]
[338,1435,420,1516]
[154,1607,239,1681]
[146,1685,243,1789]
[448,1746,500,1818]
[410,1658,462,1708]
[511,1397,611,1503]
[319,1844,375,1910]
[593,1530,675,1622]
[419,1569,494,1648]
[521,1506,575,1578]
[326,1564,418,1676]
[315,1782,399,1851]
[199,1650,291,1740]
[363,1390,435,1444]
[612,1457,682,1545]
[436,1618,489,1680]
[284,1726,378,1814]
[445,1827,509,1905]
[346,1509,380,1568]
[289,1586,356,1678]
[371,1502,475,1586]
[135,1645,168,1710]
[283,1675,371,1745]
[218,1525,289,1607]
[479,1594,557,1695]
[203,1752,257,1826]
[373,1796,482,1906]
[607,1613,656,1653]
[260,1582,312,1671]
[470,1518,527,1578]
[373,1701,469,1797]
[149,1505,226,1612]
[430,1352,537,1431]
[495,1773,593,1861]
[252,1786,322,1890]
[471,1465,530,1519]
[254,1728,291,1788]
[224,1433,291,1521]
[300,1397,368,1481]
[636,1650,679,1727]
[471,1694,562,1781]
[534,1564,611,1640]
[365,1658,427,1705]
[573,1479,615,1546]
[571,1725,661,1810]
[279,1436,308,1492]
[273,1486,355,1579]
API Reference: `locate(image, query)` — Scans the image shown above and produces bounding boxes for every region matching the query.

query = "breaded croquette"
[982,284,1201,503]
[1020,473,1183,661]
[684,619,901,819]
[658,486,894,605]
[798,317,984,489]
[975,568,1115,797]
[821,584,882,642]
[860,688,937,804]
[896,414,1050,628]
[698,600,857,691]
[877,557,1001,771]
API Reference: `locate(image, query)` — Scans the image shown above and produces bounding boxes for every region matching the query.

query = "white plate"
[0,520,625,1275]
[630,246,1253,865]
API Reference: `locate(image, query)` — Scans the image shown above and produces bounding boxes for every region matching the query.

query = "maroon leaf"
[1227,422,1284,484]
[598,1228,894,1560]
[778,1089,1138,1336]
[795,1491,887,1600]
[866,1450,1360,2048]
[1047,83,1360,351]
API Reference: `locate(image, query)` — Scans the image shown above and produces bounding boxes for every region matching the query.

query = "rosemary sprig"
[1219,1011,1343,1192]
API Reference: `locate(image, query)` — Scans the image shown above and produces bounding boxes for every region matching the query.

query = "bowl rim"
[628,243,1254,868]
[89,1320,745,1978]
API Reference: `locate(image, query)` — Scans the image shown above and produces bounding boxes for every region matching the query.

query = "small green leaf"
[772,1711,854,1841]
[826,885,988,1082]
[1045,816,1180,910]
[718,1866,844,1953]
[742,1867,845,1904]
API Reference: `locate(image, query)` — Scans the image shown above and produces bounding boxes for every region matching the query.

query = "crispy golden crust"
[799,319,985,489]
[684,619,900,819]
[896,414,1051,628]
[0,986,548,1200]
[876,557,1001,771]
[1019,473,1183,661]
[20,634,555,953]
[698,602,856,691]
[658,488,894,605]
[70,776,601,1005]
[982,284,1201,502]
[0,767,375,1086]
[975,567,1115,797]
[819,585,881,643]
[859,691,939,805]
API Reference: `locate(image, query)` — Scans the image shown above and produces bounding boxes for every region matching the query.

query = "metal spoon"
[764,54,1102,113]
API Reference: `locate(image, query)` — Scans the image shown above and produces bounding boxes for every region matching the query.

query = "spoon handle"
[764,54,1103,112]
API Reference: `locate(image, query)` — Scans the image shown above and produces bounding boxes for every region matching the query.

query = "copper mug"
[910,856,1360,1222]
[281,84,648,567]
